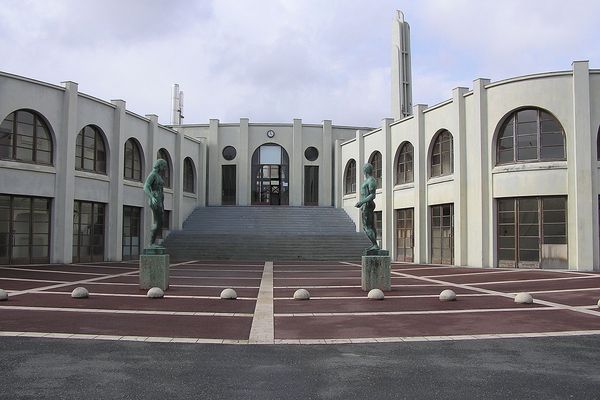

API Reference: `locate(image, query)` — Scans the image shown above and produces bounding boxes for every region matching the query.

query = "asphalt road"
[1,336,599,400]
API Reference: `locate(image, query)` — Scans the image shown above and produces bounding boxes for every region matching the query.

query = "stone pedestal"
[361,251,391,291]
[139,247,170,290]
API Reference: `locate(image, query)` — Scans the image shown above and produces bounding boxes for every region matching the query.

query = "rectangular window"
[395,208,414,262]
[73,200,105,263]
[430,204,453,265]
[122,206,141,260]
[374,211,382,248]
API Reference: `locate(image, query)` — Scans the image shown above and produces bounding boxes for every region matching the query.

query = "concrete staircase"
[163,206,370,261]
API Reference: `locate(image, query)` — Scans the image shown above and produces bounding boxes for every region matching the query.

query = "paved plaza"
[1,260,600,342]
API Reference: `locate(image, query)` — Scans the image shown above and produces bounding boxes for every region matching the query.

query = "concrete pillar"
[334,139,343,208]
[143,115,158,248]
[108,99,126,261]
[291,118,303,206]
[453,87,469,266]
[569,61,595,270]
[197,138,208,207]
[382,118,394,254]
[173,125,184,228]
[321,120,333,206]
[207,119,220,206]
[413,104,427,263]
[239,118,250,206]
[356,129,365,232]
[470,79,492,268]
[52,81,78,263]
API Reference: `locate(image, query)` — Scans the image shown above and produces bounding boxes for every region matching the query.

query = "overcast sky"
[1,0,599,127]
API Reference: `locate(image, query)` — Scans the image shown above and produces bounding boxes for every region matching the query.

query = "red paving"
[1,260,600,343]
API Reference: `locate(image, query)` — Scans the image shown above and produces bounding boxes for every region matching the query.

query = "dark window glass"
[0,110,53,164]
[368,151,382,188]
[250,144,290,205]
[124,139,143,181]
[344,159,356,195]
[122,206,141,260]
[222,146,237,161]
[0,195,50,264]
[430,130,453,178]
[395,142,414,185]
[75,125,107,174]
[157,149,171,188]
[304,146,319,162]
[183,157,195,193]
[396,208,414,262]
[496,108,565,165]
[430,203,454,265]
[73,200,105,263]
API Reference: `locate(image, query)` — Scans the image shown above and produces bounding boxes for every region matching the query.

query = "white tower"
[171,84,184,125]
[391,10,412,120]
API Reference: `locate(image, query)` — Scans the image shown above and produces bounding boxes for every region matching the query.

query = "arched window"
[395,142,414,185]
[344,159,356,195]
[157,148,172,188]
[496,108,565,165]
[0,109,53,164]
[251,144,290,205]
[124,138,143,181]
[430,130,453,178]
[183,157,195,193]
[368,151,382,189]
[75,125,106,174]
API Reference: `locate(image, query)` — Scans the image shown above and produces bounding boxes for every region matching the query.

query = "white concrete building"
[0,11,599,271]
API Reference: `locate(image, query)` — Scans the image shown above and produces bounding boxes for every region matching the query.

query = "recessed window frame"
[157,148,172,188]
[0,109,53,165]
[124,138,143,182]
[183,157,196,193]
[368,151,383,189]
[496,108,566,165]
[395,142,414,185]
[344,159,356,195]
[430,130,453,178]
[75,125,107,174]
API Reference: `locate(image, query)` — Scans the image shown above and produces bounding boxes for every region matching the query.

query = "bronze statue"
[355,163,379,252]
[144,159,167,246]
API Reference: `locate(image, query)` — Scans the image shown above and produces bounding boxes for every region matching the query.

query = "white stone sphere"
[368,289,385,300]
[293,289,310,300]
[0,289,7,301]
[439,289,457,301]
[220,288,237,300]
[147,287,165,299]
[514,292,533,304]
[71,287,89,299]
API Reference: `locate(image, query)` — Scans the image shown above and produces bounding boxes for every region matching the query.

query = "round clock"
[266,130,275,138]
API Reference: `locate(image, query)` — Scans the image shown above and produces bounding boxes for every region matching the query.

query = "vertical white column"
[173,126,184,229]
[321,120,333,206]
[197,138,208,208]
[207,119,220,206]
[143,115,157,248]
[471,79,491,268]
[382,118,394,253]
[291,118,303,206]
[333,139,343,208]
[239,118,250,206]
[453,87,469,266]
[52,81,78,263]
[356,129,365,232]
[569,61,595,271]
[413,104,427,263]
[108,99,126,261]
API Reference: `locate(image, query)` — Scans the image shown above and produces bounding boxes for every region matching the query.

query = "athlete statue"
[143,159,167,246]
[355,163,379,252]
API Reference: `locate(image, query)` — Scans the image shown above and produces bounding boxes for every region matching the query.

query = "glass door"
[222,165,237,205]
[304,166,319,206]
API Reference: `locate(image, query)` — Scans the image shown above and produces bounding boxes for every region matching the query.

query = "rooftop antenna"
[391,10,413,120]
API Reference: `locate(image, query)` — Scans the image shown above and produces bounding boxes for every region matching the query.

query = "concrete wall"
[339,62,599,271]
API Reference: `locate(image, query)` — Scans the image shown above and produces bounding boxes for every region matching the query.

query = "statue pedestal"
[361,250,391,292]
[139,247,170,290]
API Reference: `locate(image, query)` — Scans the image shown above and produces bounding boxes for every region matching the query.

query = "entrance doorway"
[222,165,236,205]
[0,195,51,264]
[73,200,105,263]
[251,144,289,205]
[395,208,414,262]
[304,166,319,206]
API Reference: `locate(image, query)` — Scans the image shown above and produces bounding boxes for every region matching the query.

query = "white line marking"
[273,293,497,300]
[513,287,600,294]
[471,275,600,286]
[0,305,253,317]
[69,263,138,270]
[170,276,262,280]
[25,291,257,300]
[0,277,69,284]
[249,261,274,344]
[274,308,554,317]
[0,266,107,276]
